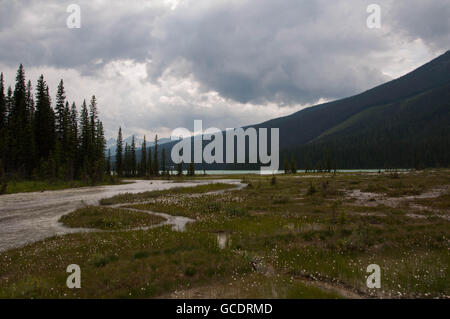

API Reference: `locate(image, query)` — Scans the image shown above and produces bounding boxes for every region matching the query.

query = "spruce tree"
[34,75,56,163]
[26,80,35,118]
[5,86,12,172]
[124,143,130,177]
[10,64,28,175]
[115,127,123,176]
[25,80,35,176]
[131,135,136,177]
[6,87,12,121]
[177,162,183,176]
[0,68,108,180]
[153,134,159,176]
[93,120,105,182]
[0,73,5,130]
[69,102,79,179]
[79,100,91,181]
[55,80,66,141]
[140,136,147,177]
[79,100,91,160]
[0,74,6,171]
[88,96,98,162]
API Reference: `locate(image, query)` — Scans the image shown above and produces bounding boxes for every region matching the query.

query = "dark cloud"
[0,0,449,138]
[0,1,164,72]
[389,0,450,51]
[147,0,449,105]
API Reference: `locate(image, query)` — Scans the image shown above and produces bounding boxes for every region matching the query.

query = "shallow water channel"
[0,179,241,252]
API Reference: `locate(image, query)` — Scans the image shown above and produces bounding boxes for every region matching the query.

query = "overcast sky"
[0,0,448,139]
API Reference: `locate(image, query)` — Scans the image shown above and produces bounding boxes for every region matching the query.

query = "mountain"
[253,50,450,149]
[263,50,450,169]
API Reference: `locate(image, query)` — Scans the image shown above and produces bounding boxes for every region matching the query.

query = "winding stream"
[0,179,242,252]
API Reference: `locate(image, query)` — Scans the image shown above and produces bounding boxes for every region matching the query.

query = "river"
[0,179,240,252]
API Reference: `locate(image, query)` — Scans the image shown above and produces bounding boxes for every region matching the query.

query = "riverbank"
[0,170,448,298]
[2,178,125,195]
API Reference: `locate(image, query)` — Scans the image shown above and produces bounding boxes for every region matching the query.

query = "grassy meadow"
[0,170,448,298]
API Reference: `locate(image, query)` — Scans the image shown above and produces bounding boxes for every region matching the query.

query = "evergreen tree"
[140,136,147,177]
[0,74,6,170]
[26,80,35,118]
[115,127,123,176]
[79,100,91,180]
[6,87,12,120]
[69,102,78,179]
[0,66,108,182]
[153,134,159,176]
[0,73,5,130]
[34,75,55,163]
[130,135,136,177]
[55,80,66,141]
[79,100,91,160]
[93,120,105,183]
[124,143,130,177]
[25,80,35,176]
[88,96,98,162]
[5,86,12,172]
[10,64,28,175]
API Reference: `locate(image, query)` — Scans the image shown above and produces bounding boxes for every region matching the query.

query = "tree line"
[113,128,196,177]
[0,65,106,184]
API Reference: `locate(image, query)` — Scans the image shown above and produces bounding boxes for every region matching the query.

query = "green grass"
[59,207,166,231]
[0,226,252,298]
[99,182,236,205]
[1,169,449,298]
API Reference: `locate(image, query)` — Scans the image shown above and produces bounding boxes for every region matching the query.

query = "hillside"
[254,50,450,150]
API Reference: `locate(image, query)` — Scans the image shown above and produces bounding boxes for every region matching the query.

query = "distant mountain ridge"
[265,50,450,168]
[251,50,450,151]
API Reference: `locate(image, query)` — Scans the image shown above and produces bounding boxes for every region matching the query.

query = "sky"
[0,0,449,139]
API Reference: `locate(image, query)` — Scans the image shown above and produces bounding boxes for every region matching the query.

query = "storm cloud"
[0,0,448,138]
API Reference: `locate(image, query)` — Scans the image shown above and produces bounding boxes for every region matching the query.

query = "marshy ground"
[0,170,448,298]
